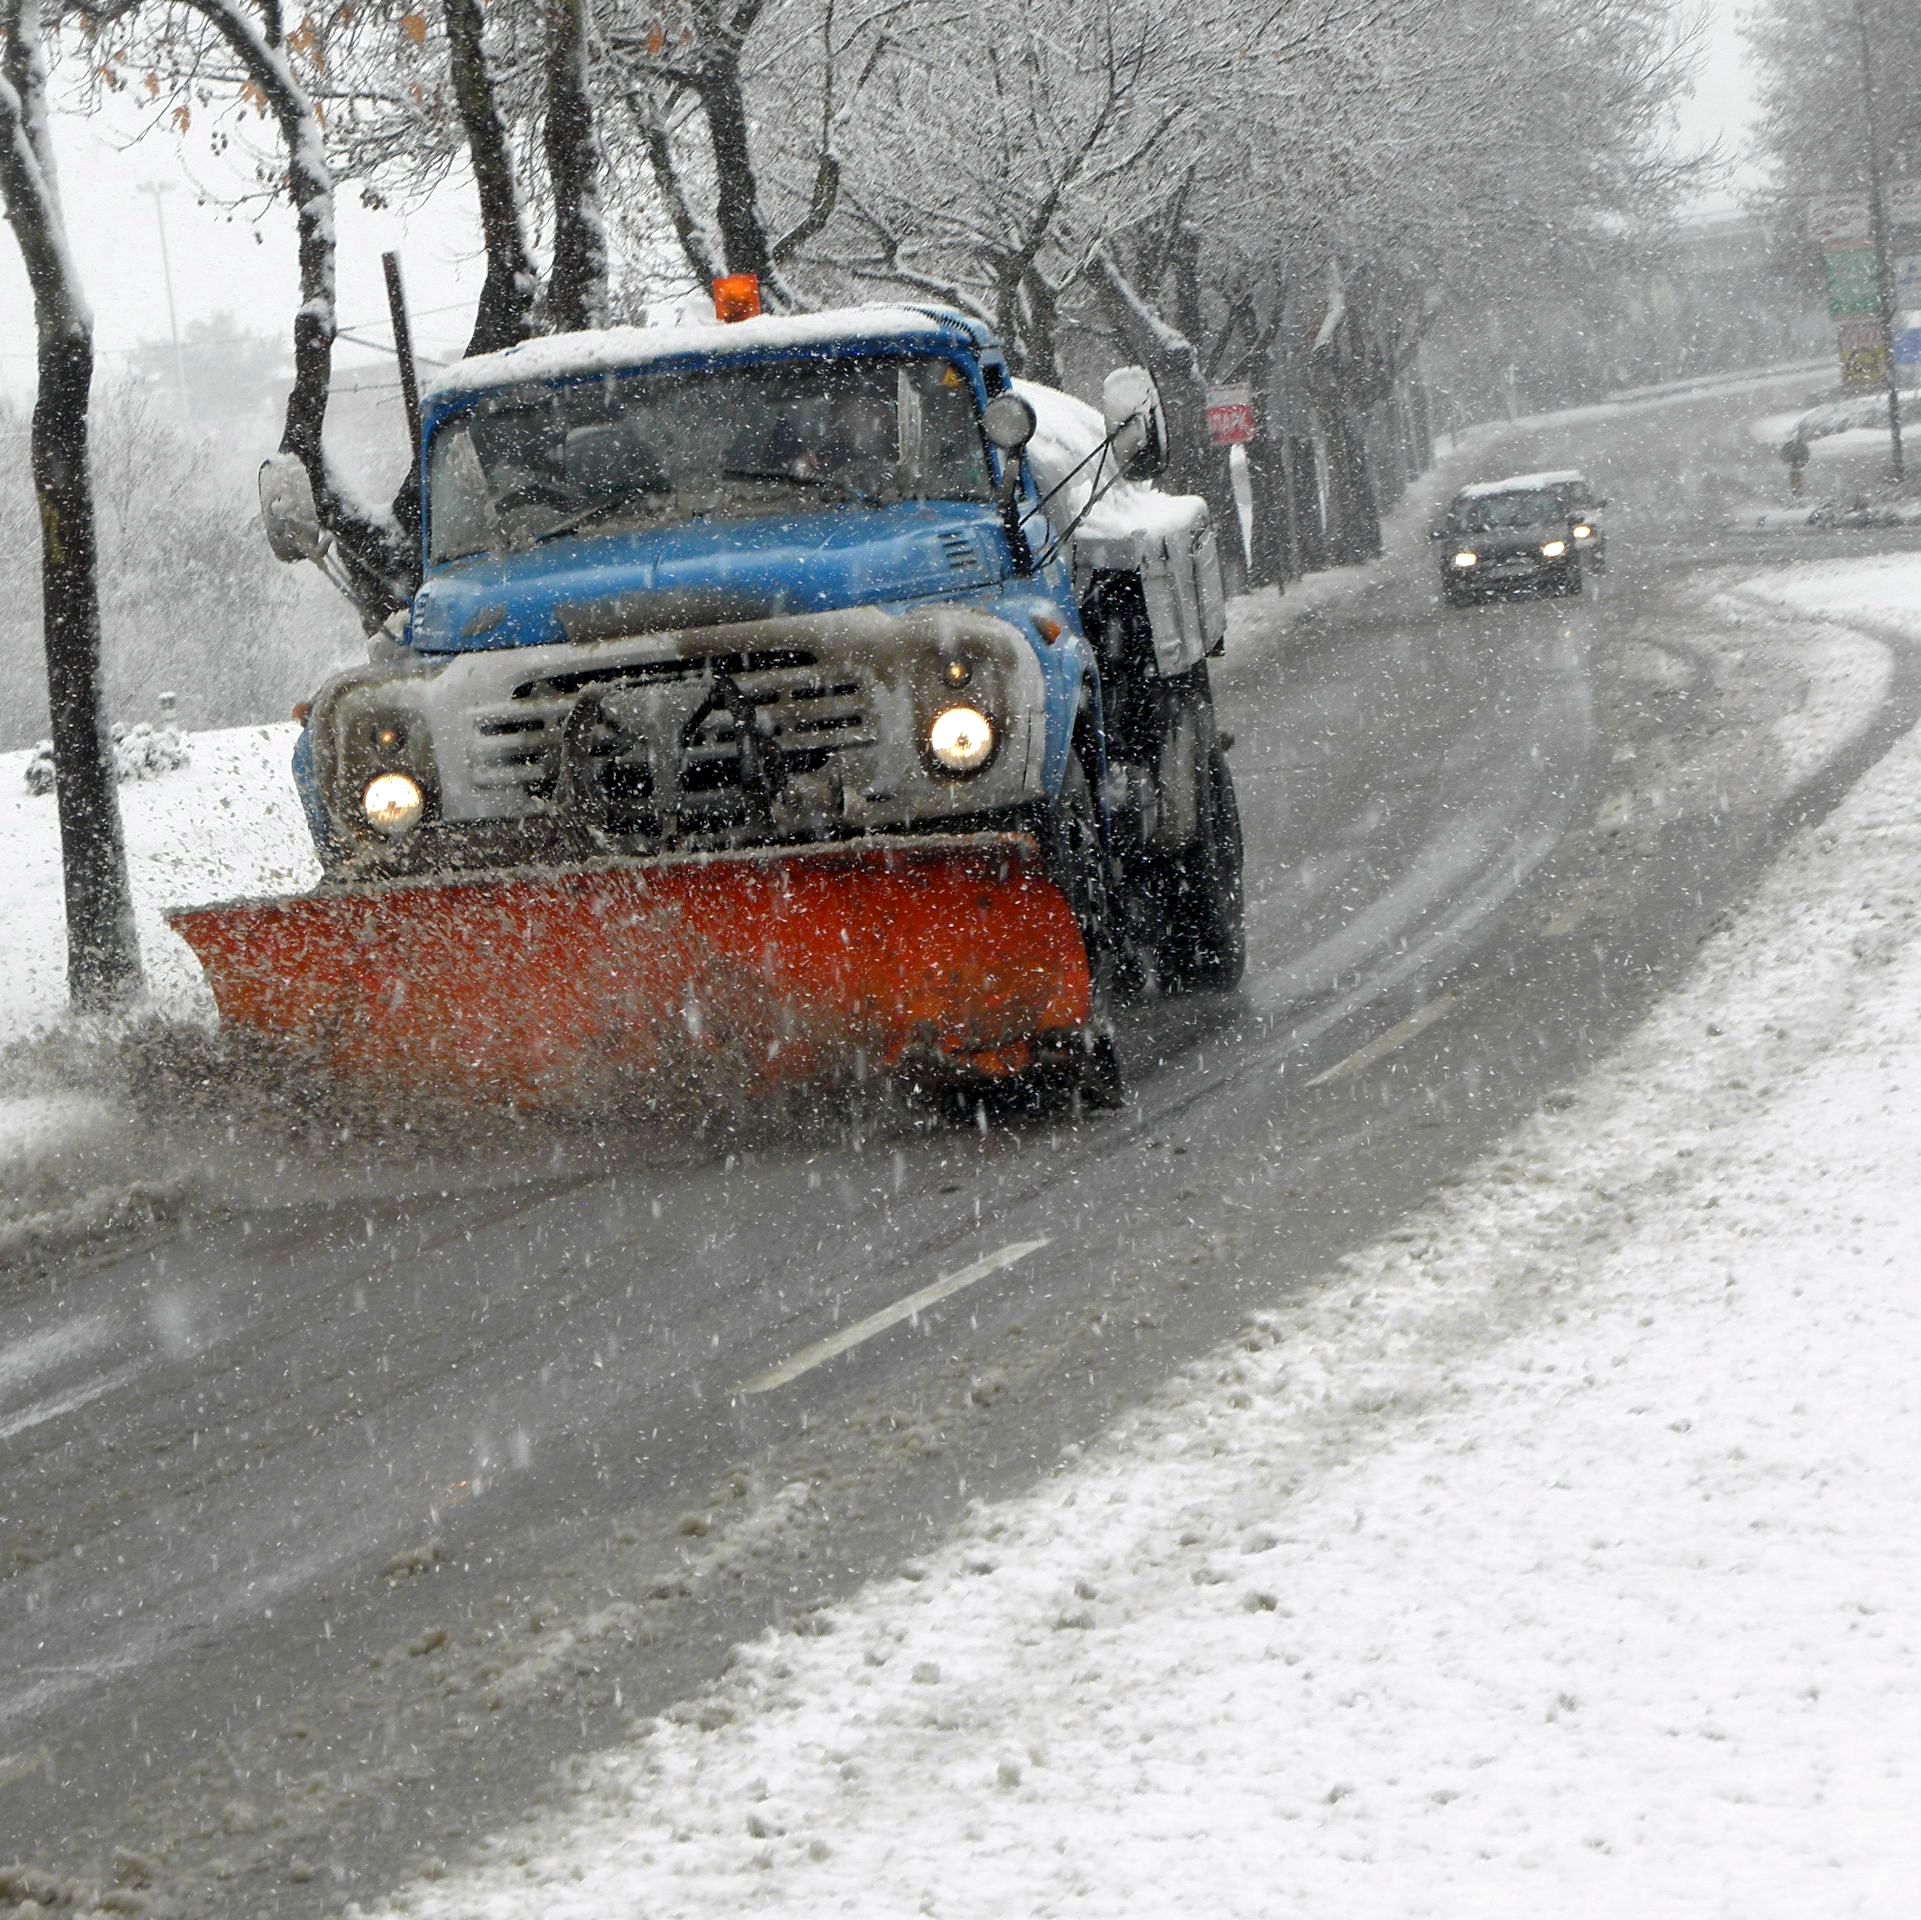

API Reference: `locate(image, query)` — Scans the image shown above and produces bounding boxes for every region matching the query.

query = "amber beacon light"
[713,273,763,323]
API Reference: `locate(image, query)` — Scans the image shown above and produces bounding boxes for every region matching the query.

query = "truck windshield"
[427,355,993,562]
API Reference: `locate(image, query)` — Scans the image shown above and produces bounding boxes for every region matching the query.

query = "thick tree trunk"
[1289,434,1327,574]
[32,333,141,1010]
[700,59,774,281]
[1320,403,1381,567]
[544,0,608,331]
[446,0,539,356]
[1,2,143,1011]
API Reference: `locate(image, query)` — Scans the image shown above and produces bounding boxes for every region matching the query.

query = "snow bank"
[0,723,317,1054]
[355,560,1921,1919]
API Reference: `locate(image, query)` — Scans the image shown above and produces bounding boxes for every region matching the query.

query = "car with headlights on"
[1433,472,1596,606]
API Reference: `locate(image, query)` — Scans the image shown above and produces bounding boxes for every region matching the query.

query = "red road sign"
[1206,388,1256,446]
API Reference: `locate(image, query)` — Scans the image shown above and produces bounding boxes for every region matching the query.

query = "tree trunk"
[1,2,143,1011]
[544,0,607,331]
[700,56,775,282]
[32,334,142,1010]
[183,0,413,627]
[446,0,539,356]
[1289,434,1326,574]
[1243,414,1293,590]
[1320,404,1381,567]
[1408,369,1433,472]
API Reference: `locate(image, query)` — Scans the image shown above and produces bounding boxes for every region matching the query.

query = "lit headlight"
[1541,539,1567,558]
[362,770,425,835]
[926,704,996,775]
[1572,523,1593,540]
[1452,550,1478,569]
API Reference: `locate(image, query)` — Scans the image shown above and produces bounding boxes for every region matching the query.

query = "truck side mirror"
[1101,365,1168,481]
[982,391,1038,452]
[258,452,330,564]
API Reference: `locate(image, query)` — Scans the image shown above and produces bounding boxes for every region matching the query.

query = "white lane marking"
[0,1357,151,1444]
[741,1238,1050,1395]
[1306,982,1486,1089]
[0,1315,119,1403]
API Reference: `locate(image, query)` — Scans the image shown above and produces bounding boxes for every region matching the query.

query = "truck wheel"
[1157,745,1245,994]
[1042,744,1126,1110]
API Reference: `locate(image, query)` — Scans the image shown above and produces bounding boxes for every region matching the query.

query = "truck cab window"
[426,355,992,560]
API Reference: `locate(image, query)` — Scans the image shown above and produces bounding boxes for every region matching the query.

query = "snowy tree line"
[64,0,1708,617]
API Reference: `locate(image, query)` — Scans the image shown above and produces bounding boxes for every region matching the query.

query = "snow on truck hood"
[408,501,1006,654]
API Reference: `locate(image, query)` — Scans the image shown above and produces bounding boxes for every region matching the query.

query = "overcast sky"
[1,6,1761,408]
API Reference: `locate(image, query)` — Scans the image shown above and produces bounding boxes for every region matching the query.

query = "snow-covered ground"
[0,720,316,1050]
[329,604,1921,1904]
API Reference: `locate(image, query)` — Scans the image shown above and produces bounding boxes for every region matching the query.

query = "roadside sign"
[1810,184,1921,246]
[1811,196,1869,248]
[1838,318,1889,390]
[1825,248,1881,317]
[1205,387,1256,446]
[1895,318,1921,371]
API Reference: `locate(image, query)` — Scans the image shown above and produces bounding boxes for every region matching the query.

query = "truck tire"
[1041,742,1126,1110]
[1156,744,1245,994]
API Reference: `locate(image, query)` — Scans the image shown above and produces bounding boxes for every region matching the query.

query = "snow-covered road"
[331,566,1921,1917]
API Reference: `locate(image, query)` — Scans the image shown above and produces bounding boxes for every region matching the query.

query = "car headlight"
[362,770,425,835]
[1452,550,1478,569]
[926,704,996,775]
[1572,523,1592,539]
[1541,539,1567,558]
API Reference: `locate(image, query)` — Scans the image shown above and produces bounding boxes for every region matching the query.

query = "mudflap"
[164,833,1093,1110]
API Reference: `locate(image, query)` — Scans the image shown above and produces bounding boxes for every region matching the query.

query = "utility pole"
[138,181,193,433]
[1852,0,1904,481]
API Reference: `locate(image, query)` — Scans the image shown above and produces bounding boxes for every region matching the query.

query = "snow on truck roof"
[422,306,985,407]
[1453,469,1589,499]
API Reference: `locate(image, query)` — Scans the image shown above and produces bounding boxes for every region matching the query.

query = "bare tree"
[0,0,143,1011]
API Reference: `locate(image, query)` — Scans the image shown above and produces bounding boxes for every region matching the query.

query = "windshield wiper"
[719,466,882,507]
[529,493,675,544]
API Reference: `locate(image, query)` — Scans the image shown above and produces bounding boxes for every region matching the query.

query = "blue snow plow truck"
[169,288,1245,1114]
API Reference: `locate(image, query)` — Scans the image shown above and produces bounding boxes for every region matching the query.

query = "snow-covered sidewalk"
[344,560,1921,1917]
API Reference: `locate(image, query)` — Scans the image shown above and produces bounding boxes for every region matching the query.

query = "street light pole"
[138,181,193,433]
[1852,0,1904,481]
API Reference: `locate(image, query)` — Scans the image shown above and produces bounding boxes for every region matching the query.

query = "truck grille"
[467,649,877,809]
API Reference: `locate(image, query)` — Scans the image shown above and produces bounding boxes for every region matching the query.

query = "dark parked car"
[1434,470,1606,606]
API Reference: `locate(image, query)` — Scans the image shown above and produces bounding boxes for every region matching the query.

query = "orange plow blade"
[164,833,1091,1108]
